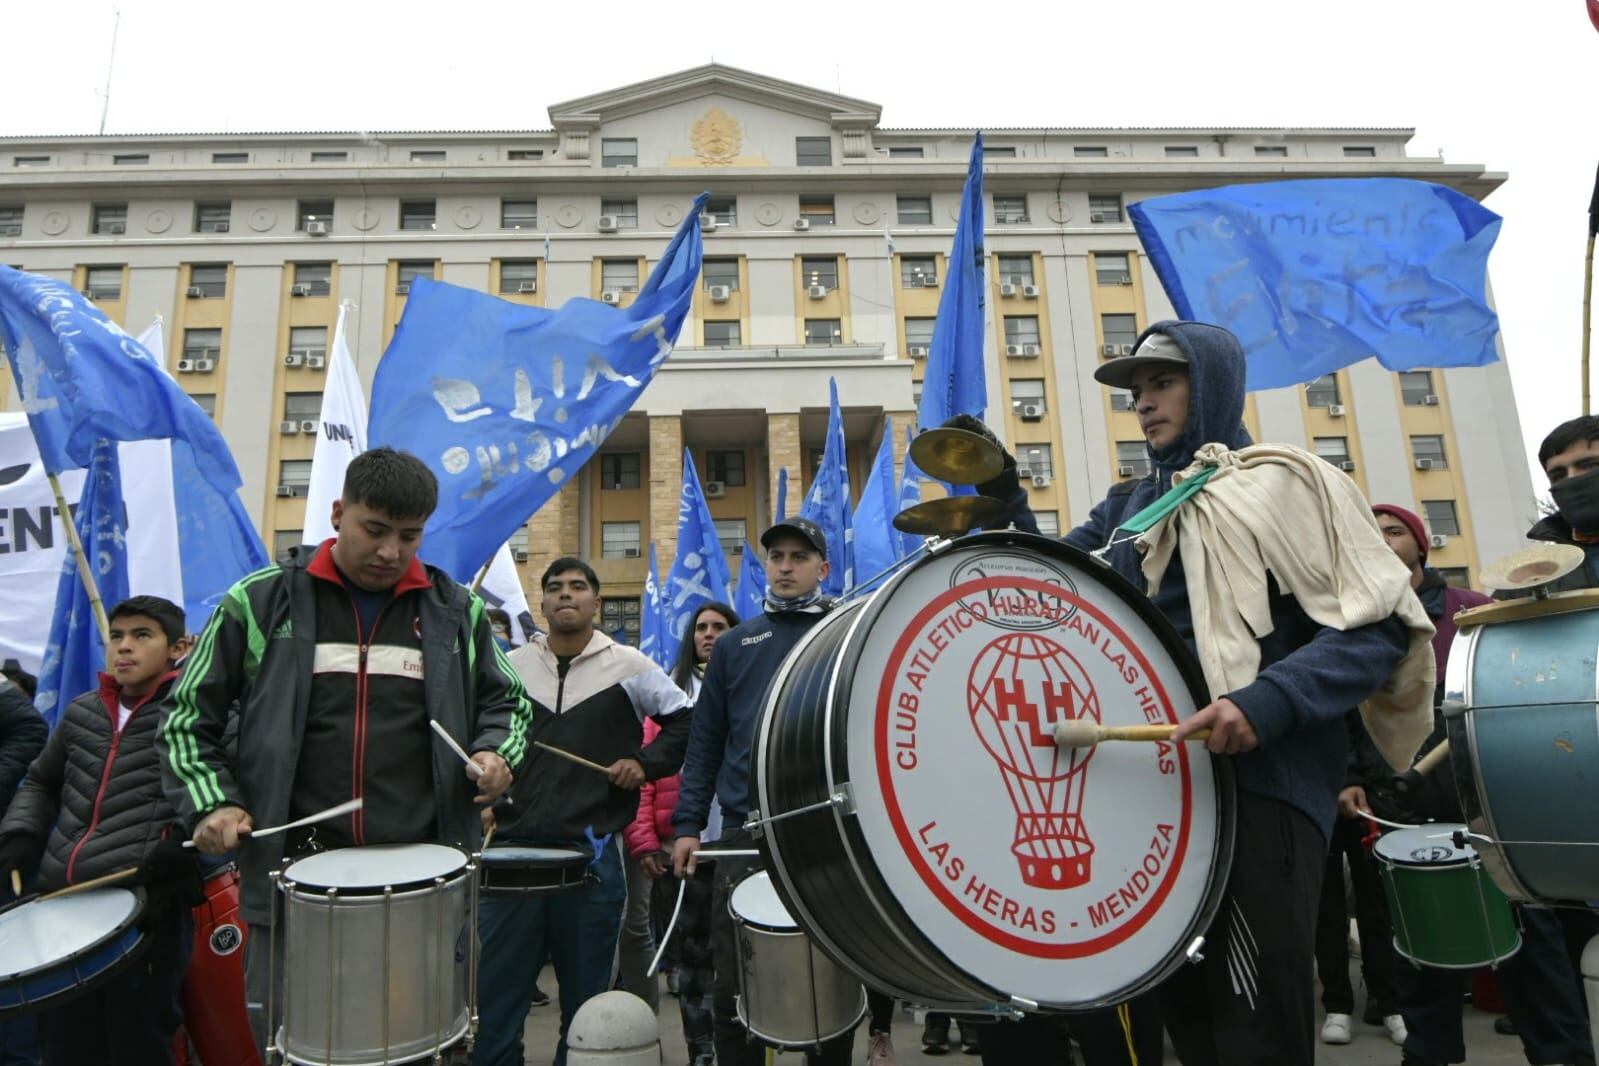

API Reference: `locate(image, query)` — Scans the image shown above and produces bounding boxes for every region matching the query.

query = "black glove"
[139,834,205,920]
[938,415,1021,501]
[0,833,40,894]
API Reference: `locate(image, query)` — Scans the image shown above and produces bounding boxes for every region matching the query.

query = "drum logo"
[209,923,243,956]
[950,552,1078,632]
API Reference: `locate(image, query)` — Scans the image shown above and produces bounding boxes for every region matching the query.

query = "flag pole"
[45,470,111,645]
[1584,163,1598,416]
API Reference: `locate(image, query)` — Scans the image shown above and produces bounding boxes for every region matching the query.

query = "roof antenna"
[97,7,121,135]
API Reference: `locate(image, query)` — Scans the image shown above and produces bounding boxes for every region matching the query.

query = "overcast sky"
[4,0,1594,484]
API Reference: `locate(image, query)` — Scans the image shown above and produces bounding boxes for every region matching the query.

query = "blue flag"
[639,543,671,670]
[896,424,925,558]
[800,378,854,595]
[1128,178,1502,390]
[735,539,766,621]
[370,193,709,583]
[774,467,789,524]
[851,417,902,592]
[35,439,129,726]
[917,134,988,431]
[664,449,733,647]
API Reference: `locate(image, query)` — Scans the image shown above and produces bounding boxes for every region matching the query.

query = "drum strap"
[1094,465,1218,557]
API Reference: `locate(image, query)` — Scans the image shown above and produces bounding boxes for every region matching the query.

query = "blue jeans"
[473,836,627,1066]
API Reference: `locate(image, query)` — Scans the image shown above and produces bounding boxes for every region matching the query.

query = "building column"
[524,479,581,592]
[767,413,801,522]
[650,416,683,565]
[889,409,916,475]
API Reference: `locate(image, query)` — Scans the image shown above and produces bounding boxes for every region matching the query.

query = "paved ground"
[519,965,1532,1064]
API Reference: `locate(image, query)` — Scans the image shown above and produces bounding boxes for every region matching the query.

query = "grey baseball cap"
[1092,332,1189,389]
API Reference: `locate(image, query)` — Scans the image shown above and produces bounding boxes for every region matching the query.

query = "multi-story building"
[0,64,1533,640]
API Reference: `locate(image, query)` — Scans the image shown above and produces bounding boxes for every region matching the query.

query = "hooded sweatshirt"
[1058,321,1409,840]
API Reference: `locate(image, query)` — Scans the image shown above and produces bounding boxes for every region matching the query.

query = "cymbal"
[892,495,1006,537]
[907,428,1004,486]
[1478,542,1585,592]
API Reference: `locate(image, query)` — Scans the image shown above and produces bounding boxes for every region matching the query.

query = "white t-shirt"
[116,701,136,733]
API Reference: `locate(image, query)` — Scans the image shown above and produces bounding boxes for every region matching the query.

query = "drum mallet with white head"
[1054,721,1212,749]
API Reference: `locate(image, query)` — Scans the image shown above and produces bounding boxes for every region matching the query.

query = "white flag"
[303,305,366,547]
[478,543,535,647]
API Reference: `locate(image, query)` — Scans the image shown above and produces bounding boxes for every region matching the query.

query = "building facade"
[0,65,1533,640]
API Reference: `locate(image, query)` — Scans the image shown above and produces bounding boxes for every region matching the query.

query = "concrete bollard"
[566,990,662,1064]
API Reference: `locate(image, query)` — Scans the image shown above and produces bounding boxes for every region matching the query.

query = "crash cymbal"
[1478,542,1586,592]
[892,495,1006,537]
[907,428,1004,486]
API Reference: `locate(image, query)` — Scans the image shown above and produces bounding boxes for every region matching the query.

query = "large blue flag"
[917,134,988,431]
[851,417,901,592]
[639,543,671,669]
[896,423,925,558]
[664,449,733,646]
[370,193,709,582]
[735,539,766,621]
[800,378,854,595]
[34,439,129,726]
[1128,178,1502,390]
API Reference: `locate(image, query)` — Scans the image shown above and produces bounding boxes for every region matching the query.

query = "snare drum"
[1374,825,1521,969]
[753,532,1233,1012]
[478,846,590,896]
[0,887,147,1015]
[275,844,475,1066]
[730,871,866,1048]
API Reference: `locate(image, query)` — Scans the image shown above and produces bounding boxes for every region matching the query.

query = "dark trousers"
[1158,793,1324,1066]
[709,829,855,1066]
[1399,905,1596,1065]
[1314,815,1399,1015]
[663,865,715,1063]
[37,908,192,1066]
[974,996,1163,1065]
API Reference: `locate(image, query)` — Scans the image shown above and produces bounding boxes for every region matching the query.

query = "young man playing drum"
[970,320,1429,1065]
[159,447,532,1050]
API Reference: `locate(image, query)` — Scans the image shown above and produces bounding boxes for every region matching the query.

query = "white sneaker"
[1321,1013,1353,1045]
[868,1030,898,1065]
[1384,1013,1408,1046]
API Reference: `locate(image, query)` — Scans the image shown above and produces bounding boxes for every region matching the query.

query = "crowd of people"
[0,322,1596,1066]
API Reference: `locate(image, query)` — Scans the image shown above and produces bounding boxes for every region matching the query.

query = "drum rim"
[280,843,470,893]
[477,846,589,865]
[0,887,149,1013]
[758,531,1238,1012]
[1372,824,1475,868]
[729,870,799,933]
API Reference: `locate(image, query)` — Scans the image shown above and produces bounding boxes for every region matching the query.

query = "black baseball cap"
[760,517,827,555]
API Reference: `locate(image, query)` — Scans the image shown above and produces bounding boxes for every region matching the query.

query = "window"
[714,519,747,556]
[1115,441,1152,478]
[1017,444,1053,478]
[984,146,1017,158]
[509,528,529,557]
[804,319,842,345]
[1344,146,1377,158]
[400,200,436,231]
[1089,194,1123,223]
[600,453,641,490]
[897,196,932,225]
[212,152,248,164]
[0,205,20,236]
[994,195,1029,224]
[289,326,328,358]
[1094,252,1131,285]
[888,146,924,159]
[284,392,322,420]
[899,255,937,287]
[1004,316,1042,347]
[601,138,637,167]
[1101,313,1138,348]
[92,204,127,235]
[912,382,923,409]
[508,149,543,161]
[1255,145,1288,157]
[601,521,642,559]
[801,256,839,290]
[1313,436,1352,467]
[501,199,537,230]
[13,156,50,167]
[796,137,832,166]
[195,203,231,233]
[1109,387,1136,412]
[602,598,641,645]
[190,394,217,418]
[1305,375,1341,408]
[703,320,742,346]
[601,198,638,228]
[183,328,221,360]
[84,266,123,300]
[702,258,740,291]
[799,196,835,225]
[996,255,1034,286]
[1423,500,1461,537]
[905,317,935,347]
[1400,371,1436,406]
[273,530,303,562]
[706,450,746,488]
[1164,146,1199,157]
[1011,379,1047,414]
[310,151,348,163]
[297,200,334,231]
[396,261,436,292]
[601,259,639,292]
[410,150,445,163]
[1439,567,1471,588]
[278,459,312,495]
[188,264,228,298]
[705,197,737,226]
[293,262,332,296]
[1411,435,1448,468]
[113,153,149,166]
[1034,511,1061,537]
[499,260,539,294]
[1074,146,1108,158]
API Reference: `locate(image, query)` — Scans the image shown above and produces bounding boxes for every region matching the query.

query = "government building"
[0,64,1534,641]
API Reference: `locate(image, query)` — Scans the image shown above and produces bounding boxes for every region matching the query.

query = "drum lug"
[1185,935,1206,964]
[1441,698,1467,719]
[1007,994,1039,1013]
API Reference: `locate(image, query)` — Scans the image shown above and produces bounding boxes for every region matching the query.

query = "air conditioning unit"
[597,215,620,232]
[1090,213,1107,223]
[306,355,326,369]
[176,359,195,373]
[517,281,537,294]
[808,284,828,299]
[1019,403,1044,420]
[1016,466,1033,478]
[1000,283,1018,297]
[276,485,294,497]
[1100,343,1118,357]
[1031,474,1051,488]
[299,420,319,434]
[704,480,727,499]
[918,275,938,288]
[1430,534,1448,548]
[1110,273,1133,285]
[1021,344,1041,356]
[793,218,811,231]
[213,222,230,233]
[601,289,622,305]
[193,358,215,373]
[290,284,311,297]
[512,550,528,562]
[306,221,330,236]
[1005,344,1023,357]
[1327,404,1346,417]
[1338,460,1357,472]
[1422,394,1440,406]
[185,286,204,298]
[1022,285,1039,299]
[395,282,410,295]
[1415,458,1435,470]
[1116,343,1136,356]
[284,353,306,368]
[106,221,126,234]
[623,547,641,558]
[908,345,929,358]
[1117,465,1136,477]
[699,214,717,233]
[279,421,299,434]
[708,285,732,303]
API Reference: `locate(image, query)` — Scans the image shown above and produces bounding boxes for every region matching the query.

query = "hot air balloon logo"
[967,631,1099,889]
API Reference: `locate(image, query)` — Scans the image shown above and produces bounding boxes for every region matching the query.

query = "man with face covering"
[1531,415,1599,588]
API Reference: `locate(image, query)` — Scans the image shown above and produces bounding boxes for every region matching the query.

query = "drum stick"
[430,719,484,778]
[40,864,141,901]
[1411,740,1451,778]
[533,740,611,775]
[181,797,366,848]
[647,877,688,978]
[9,870,18,896]
[695,849,761,859]
[1053,720,1212,748]
[483,824,496,851]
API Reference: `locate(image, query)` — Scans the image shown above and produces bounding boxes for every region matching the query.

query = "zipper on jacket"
[65,706,129,884]
[346,596,396,846]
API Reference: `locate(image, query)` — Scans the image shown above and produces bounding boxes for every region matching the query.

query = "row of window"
[12,149,547,170]
[1304,371,1443,408]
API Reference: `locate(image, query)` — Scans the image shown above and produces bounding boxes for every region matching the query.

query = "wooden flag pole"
[46,469,110,646]
[1585,162,1598,416]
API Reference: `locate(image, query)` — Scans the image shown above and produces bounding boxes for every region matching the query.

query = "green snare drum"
[1374,825,1521,969]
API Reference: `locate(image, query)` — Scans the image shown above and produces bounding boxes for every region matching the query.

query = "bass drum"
[753,532,1234,1012]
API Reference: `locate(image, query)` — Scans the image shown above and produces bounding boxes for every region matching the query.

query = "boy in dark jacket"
[0,595,201,1066]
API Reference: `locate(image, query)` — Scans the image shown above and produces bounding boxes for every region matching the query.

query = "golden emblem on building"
[691,108,742,165]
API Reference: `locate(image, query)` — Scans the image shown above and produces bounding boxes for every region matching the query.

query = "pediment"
[547,64,881,131]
